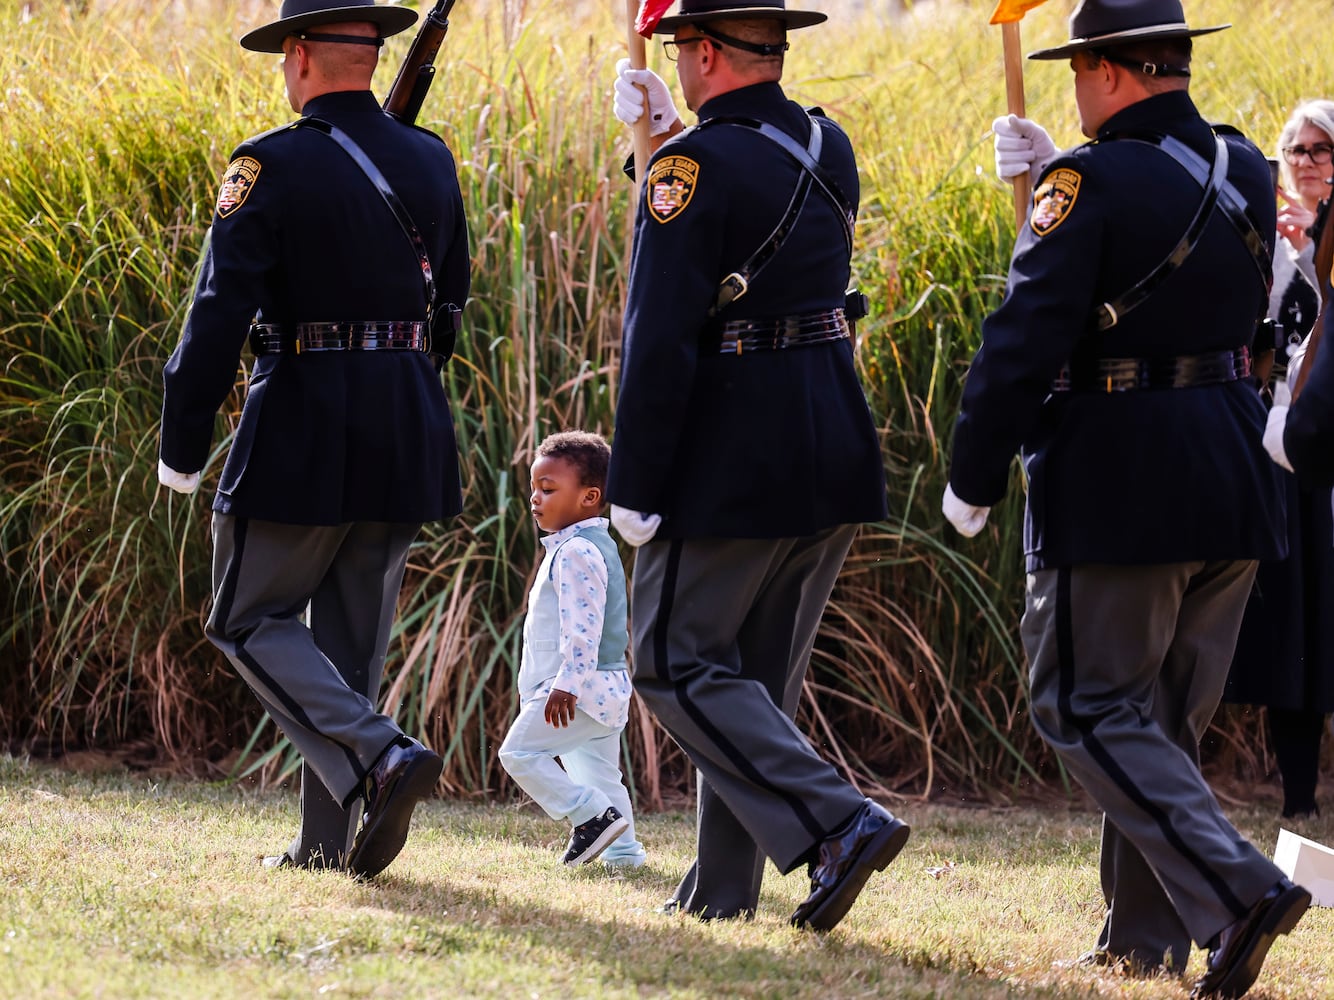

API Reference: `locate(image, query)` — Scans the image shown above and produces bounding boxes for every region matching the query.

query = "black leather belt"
[1051,347,1251,392]
[715,309,850,355]
[249,321,427,355]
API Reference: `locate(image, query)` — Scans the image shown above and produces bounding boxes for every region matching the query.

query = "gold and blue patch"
[646,154,699,224]
[1030,168,1081,237]
[215,156,261,219]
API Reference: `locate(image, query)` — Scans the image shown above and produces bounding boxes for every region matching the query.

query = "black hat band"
[697,23,789,56]
[1099,52,1190,77]
[294,29,384,46]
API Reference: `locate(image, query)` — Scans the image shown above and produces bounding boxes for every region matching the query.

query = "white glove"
[1264,405,1294,472]
[993,114,1059,185]
[613,58,679,137]
[158,458,201,495]
[611,503,662,547]
[1287,335,1310,389]
[942,483,990,538]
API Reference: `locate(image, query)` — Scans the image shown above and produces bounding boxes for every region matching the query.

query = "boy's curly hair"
[536,431,610,492]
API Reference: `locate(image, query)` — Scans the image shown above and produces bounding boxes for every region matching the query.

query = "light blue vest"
[517,522,629,701]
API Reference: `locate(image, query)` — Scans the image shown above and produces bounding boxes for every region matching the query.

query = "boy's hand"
[545,689,577,728]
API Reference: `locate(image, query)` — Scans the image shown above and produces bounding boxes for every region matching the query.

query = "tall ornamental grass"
[0,0,1326,802]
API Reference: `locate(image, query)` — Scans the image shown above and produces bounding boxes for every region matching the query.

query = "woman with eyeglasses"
[1262,102,1334,375]
[1276,100,1334,257]
[1225,99,1334,821]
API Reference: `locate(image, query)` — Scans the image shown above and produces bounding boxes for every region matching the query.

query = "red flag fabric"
[989,0,1049,24]
[635,0,674,37]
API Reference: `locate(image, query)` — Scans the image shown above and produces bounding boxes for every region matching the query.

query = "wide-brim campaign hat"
[654,1,827,34]
[240,0,418,53]
[1028,0,1228,60]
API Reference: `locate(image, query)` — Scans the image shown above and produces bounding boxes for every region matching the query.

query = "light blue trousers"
[499,698,645,866]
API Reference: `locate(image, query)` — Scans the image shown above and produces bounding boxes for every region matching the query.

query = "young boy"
[498,431,646,867]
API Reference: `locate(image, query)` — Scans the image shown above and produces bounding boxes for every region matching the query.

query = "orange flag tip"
[989,0,1049,25]
[635,0,674,38]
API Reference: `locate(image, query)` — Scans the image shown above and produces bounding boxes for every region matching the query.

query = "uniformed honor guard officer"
[607,0,909,931]
[158,0,471,879]
[944,0,1308,995]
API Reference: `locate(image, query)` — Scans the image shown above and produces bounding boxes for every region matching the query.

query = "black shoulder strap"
[1094,136,1227,329]
[704,116,819,315]
[698,112,854,315]
[295,117,436,316]
[706,112,855,252]
[1159,131,1271,284]
[1092,129,1271,329]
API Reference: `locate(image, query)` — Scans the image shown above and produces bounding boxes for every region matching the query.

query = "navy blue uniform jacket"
[949,91,1285,571]
[160,90,471,525]
[606,82,887,539]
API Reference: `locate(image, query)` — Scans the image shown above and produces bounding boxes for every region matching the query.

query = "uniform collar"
[301,89,381,117]
[540,515,609,550]
[697,81,786,123]
[1096,89,1199,139]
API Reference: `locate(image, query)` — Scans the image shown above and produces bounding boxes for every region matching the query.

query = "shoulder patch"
[1029,167,1081,237]
[215,156,261,219]
[645,154,699,224]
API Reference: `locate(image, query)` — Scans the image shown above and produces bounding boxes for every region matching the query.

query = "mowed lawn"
[1,756,1330,998]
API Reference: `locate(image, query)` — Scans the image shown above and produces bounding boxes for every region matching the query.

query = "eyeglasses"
[1282,143,1334,166]
[662,36,707,61]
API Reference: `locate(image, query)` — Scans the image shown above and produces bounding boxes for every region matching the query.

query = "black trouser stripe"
[218,517,366,798]
[211,515,246,631]
[654,539,825,841]
[650,540,681,684]
[1055,567,1246,917]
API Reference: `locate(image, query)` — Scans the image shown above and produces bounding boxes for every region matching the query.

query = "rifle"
[383,0,459,125]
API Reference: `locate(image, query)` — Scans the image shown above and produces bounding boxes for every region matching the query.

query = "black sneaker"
[562,807,629,866]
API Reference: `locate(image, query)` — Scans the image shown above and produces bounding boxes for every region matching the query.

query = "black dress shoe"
[1190,878,1311,999]
[346,737,443,880]
[789,799,910,932]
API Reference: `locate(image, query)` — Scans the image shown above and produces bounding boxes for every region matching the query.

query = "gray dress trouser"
[206,514,417,867]
[630,525,867,918]
[1024,560,1284,963]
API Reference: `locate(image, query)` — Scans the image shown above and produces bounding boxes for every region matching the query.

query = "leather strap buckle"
[716,273,749,320]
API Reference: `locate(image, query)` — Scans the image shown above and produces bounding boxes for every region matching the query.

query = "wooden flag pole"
[625,0,652,207]
[1001,21,1030,228]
